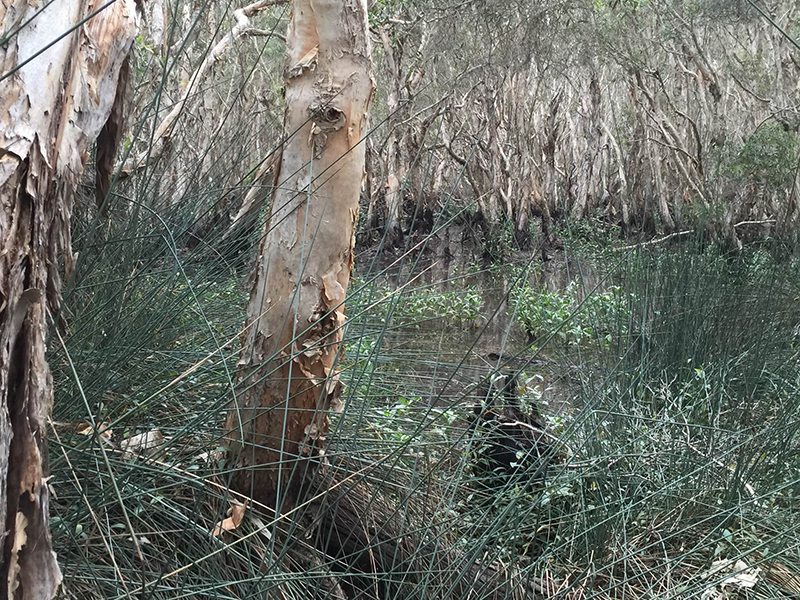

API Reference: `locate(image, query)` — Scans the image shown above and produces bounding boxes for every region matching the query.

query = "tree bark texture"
[225,0,373,511]
[0,1,138,597]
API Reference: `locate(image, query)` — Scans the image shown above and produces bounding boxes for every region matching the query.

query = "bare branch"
[119,0,287,179]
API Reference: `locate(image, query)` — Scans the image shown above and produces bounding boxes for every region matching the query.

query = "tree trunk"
[380,27,405,246]
[0,1,138,597]
[225,0,373,512]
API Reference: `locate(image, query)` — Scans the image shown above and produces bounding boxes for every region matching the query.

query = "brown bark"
[0,1,138,597]
[95,56,130,216]
[225,0,373,511]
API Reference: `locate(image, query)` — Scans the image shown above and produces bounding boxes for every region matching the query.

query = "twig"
[734,219,776,228]
[617,230,694,251]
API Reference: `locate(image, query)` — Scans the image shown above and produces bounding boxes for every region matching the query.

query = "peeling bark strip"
[226,0,373,510]
[0,1,138,597]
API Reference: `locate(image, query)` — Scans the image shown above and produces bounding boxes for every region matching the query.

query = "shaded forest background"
[107,0,800,259]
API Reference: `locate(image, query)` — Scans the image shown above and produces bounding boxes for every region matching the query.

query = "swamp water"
[339,248,606,430]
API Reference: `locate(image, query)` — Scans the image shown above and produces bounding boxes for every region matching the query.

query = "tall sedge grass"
[45,4,800,593]
[50,183,800,599]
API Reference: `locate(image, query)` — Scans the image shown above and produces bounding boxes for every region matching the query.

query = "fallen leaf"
[212,501,247,537]
[701,559,762,600]
[76,419,113,440]
[121,430,164,458]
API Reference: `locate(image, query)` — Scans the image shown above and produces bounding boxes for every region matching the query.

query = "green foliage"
[510,278,631,347]
[394,286,482,323]
[731,121,799,189]
[480,216,516,262]
[453,244,800,579]
[367,393,457,449]
[557,217,620,257]
[48,1,800,590]
[349,278,483,326]
[52,186,800,599]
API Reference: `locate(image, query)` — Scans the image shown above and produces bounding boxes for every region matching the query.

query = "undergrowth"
[510,275,632,348]
[48,191,800,599]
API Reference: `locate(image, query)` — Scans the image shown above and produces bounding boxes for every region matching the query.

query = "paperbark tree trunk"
[0,1,138,597]
[225,0,373,512]
[380,27,406,246]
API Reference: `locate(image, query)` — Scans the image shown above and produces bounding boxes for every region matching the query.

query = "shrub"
[731,121,799,189]
[510,279,631,347]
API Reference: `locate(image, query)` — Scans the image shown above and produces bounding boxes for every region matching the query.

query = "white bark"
[0,1,138,597]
